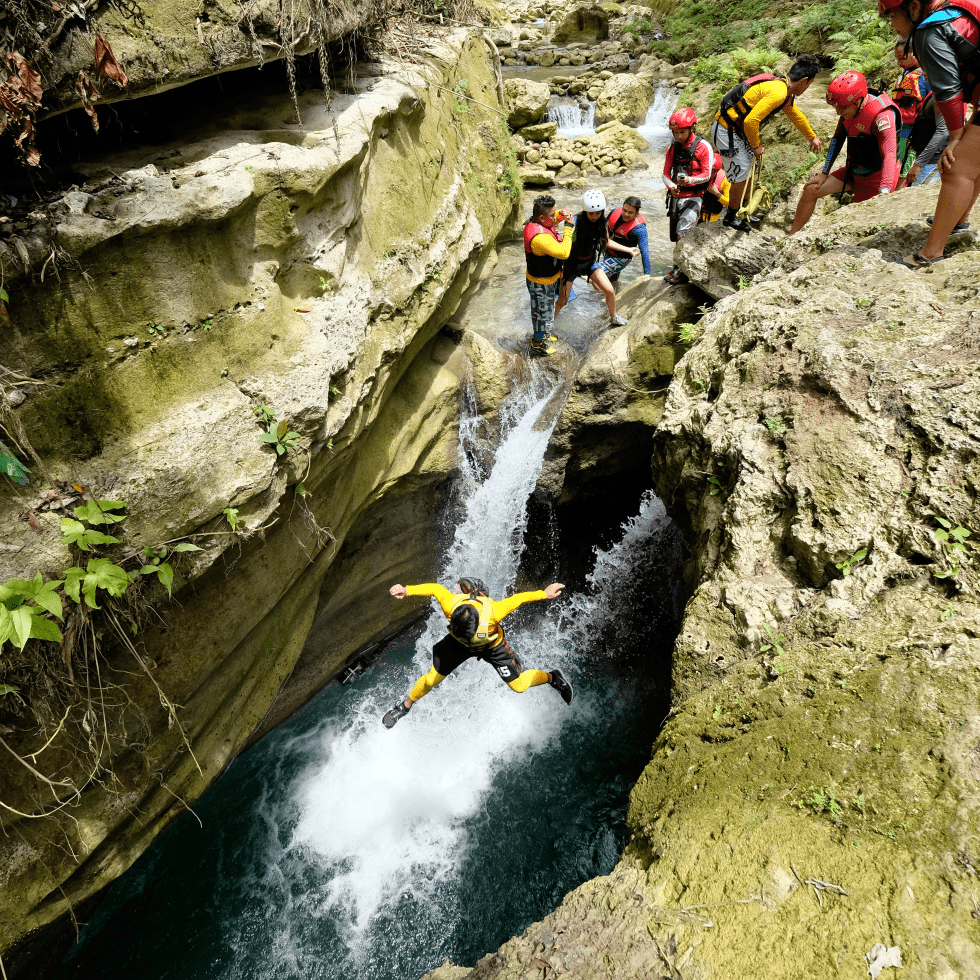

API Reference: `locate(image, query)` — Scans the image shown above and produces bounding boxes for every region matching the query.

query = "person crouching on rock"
[790,71,901,235]
[597,196,651,291]
[524,194,575,357]
[662,107,715,285]
[712,55,823,232]
[382,577,574,728]
[554,189,628,327]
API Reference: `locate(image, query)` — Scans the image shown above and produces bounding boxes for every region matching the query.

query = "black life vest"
[845,89,901,172]
[569,210,606,262]
[670,135,712,194]
[524,220,563,279]
[607,207,646,248]
[718,73,791,147]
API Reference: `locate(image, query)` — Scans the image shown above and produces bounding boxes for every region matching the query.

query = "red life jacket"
[844,90,901,170]
[607,207,646,247]
[668,135,713,197]
[523,220,563,279]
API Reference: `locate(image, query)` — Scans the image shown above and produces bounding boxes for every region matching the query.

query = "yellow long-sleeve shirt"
[406,583,547,647]
[715,78,816,148]
[525,226,574,285]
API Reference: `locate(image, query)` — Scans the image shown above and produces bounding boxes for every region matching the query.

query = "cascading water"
[548,100,595,137]
[637,85,677,151]
[55,375,681,980]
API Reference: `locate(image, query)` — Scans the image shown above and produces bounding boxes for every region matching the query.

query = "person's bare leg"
[790,175,845,235]
[554,279,571,318]
[912,126,980,261]
[589,269,616,317]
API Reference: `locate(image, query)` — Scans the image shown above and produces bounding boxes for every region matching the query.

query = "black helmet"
[457,576,489,596]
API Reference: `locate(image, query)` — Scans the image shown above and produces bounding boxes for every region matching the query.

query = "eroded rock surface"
[422,185,980,980]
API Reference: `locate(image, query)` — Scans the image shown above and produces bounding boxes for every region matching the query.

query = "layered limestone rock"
[594,73,654,127]
[422,183,980,979]
[0,31,519,976]
[503,77,552,127]
[514,121,650,186]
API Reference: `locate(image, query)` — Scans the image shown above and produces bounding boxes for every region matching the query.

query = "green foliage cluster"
[688,46,785,98]
[646,0,780,62]
[933,517,971,580]
[761,150,820,201]
[785,1,893,82]
[0,499,201,655]
[836,547,868,577]
[497,120,522,200]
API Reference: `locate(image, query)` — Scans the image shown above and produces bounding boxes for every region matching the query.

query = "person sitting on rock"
[524,194,575,356]
[597,196,651,288]
[554,189,628,326]
[381,577,574,728]
[712,55,823,232]
[880,0,980,268]
[891,38,932,183]
[662,107,715,285]
[789,71,901,235]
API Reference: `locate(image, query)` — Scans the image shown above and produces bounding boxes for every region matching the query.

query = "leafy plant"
[940,604,956,622]
[63,558,130,609]
[764,415,787,435]
[836,547,868,577]
[60,519,121,552]
[0,440,31,486]
[261,419,301,455]
[132,542,201,596]
[933,518,971,579]
[677,321,702,346]
[147,322,166,335]
[74,499,126,526]
[318,274,336,295]
[796,782,844,822]
[760,622,787,658]
[0,573,65,649]
[252,403,276,425]
[223,507,245,532]
[706,475,724,496]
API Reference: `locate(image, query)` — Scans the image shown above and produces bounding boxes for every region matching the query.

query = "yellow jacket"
[525,229,573,285]
[406,583,547,648]
[715,78,815,148]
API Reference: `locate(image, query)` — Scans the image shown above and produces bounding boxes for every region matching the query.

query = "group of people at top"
[522,191,651,355]
[660,0,979,274]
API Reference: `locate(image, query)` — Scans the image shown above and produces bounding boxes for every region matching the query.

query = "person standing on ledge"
[711,55,823,232]
[524,195,575,356]
[382,576,574,728]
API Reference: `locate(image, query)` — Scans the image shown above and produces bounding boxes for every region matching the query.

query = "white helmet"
[582,189,606,212]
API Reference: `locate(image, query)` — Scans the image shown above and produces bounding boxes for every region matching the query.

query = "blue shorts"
[595,255,631,282]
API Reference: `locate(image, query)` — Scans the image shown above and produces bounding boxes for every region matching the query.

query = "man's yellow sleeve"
[781,101,816,142]
[406,583,454,617]
[493,590,548,621]
[531,232,573,261]
[742,80,791,146]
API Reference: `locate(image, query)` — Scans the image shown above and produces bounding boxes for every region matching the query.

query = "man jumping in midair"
[382,576,574,728]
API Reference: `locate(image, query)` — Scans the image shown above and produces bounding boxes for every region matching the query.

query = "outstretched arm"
[544,583,565,599]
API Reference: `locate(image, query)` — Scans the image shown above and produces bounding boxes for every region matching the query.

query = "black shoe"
[926,215,970,231]
[548,668,574,705]
[723,214,751,232]
[382,700,411,728]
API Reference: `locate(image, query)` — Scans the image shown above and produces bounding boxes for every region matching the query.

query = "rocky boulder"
[674,223,780,299]
[551,1,611,43]
[503,78,552,128]
[595,73,654,126]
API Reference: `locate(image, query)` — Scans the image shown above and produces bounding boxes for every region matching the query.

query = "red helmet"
[669,108,697,128]
[826,71,868,108]
[877,0,906,13]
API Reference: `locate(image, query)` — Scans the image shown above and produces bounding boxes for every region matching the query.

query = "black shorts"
[432,634,524,684]
[561,256,597,285]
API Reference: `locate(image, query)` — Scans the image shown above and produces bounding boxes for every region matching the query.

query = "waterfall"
[55,374,682,980]
[637,85,677,151]
[548,100,595,137]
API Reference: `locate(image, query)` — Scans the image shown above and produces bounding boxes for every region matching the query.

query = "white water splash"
[637,85,677,151]
[285,374,570,951]
[549,99,595,137]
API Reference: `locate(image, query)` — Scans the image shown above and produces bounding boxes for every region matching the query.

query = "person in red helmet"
[789,71,901,234]
[661,107,715,284]
[880,0,980,268]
